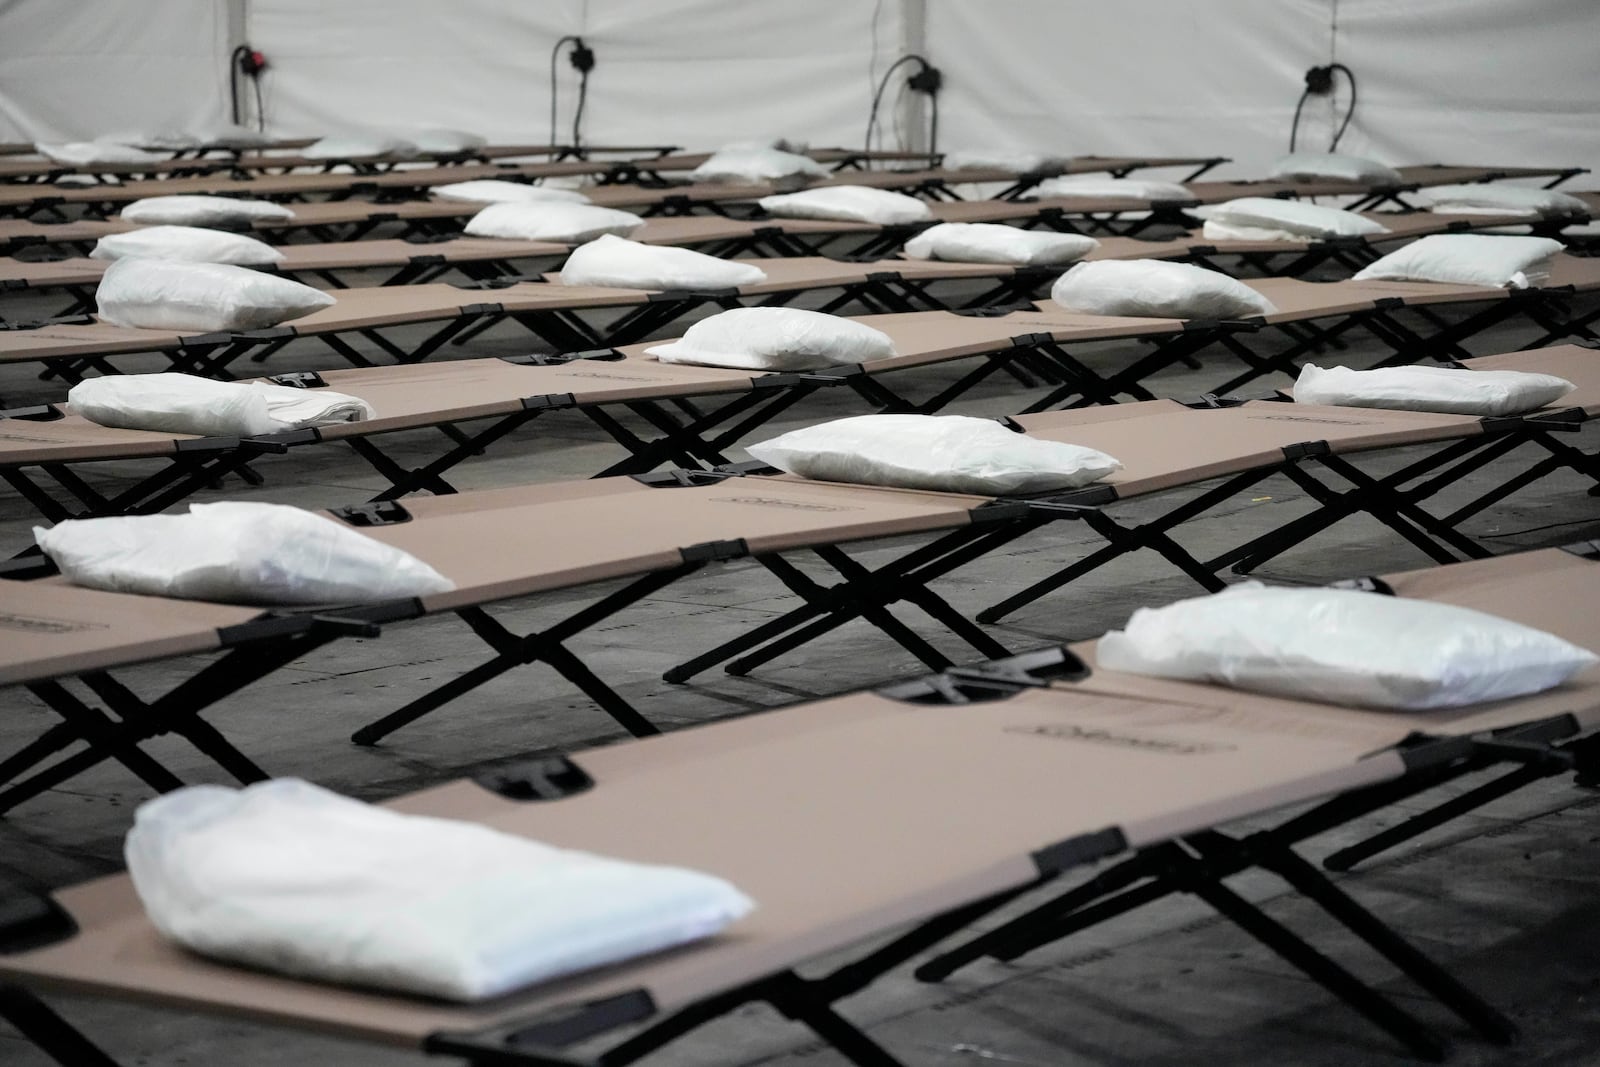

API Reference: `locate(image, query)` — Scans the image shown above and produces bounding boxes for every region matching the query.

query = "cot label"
[719,496,858,512]
[562,370,661,382]
[0,612,108,634]
[1005,722,1236,755]
[1246,414,1378,425]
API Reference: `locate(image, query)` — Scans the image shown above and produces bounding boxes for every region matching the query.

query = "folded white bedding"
[126,779,754,1001]
[37,501,454,605]
[1294,363,1573,416]
[69,372,375,438]
[1098,582,1596,710]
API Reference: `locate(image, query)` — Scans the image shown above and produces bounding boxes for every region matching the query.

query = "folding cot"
[0,160,619,221]
[0,255,1070,382]
[0,161,1033,224]
[0,193,1187,254]
[0,305,1272,525]
[637,150,1228,187]
[0,350,1592,811]
[907,252,1600,405]
[1200,252,1600,395]
[0,142,686,185]
[3,286,1595,532]
[8,157,1575,232]
[0,211,910,258]
[10,244,1596,393]
[0,143,920,186]
[0,237,582,320]
[1167,165,1589,213]
[647,162,1582,219]
[0,207,1553,303]
[3,547,1599,1066]
[661,343,1600,681]
[9,166,1571,257]
[912,545,1600,1002]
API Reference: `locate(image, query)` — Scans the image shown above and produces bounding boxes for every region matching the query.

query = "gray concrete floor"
[2,260,1599,1066]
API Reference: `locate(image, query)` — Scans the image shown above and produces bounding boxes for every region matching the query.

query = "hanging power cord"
[864,53,941,159]
[1289,62,1357,152]
[549,35,596,154]
[229,45,269,130]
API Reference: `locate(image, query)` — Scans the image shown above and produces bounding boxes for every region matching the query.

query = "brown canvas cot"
[0,255,1075,381]
[1,352,1594,812]
[916,544,1600,992]
[3,546,1599,1065]
[0,207,1562,313]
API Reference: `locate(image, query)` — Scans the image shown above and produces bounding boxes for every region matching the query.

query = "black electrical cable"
[571,62,589,152]
[229,45,249,125]
[866,55,920,155]
[252,74,265,132]
[549,34,581,150]
[1288,86,1312,153]
[1289,63,1358,152]
[1328,63,1358,150]
[865,53,939,157]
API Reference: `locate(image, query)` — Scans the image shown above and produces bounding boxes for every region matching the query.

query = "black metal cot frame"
[3,262,1065,385]
[663,401,1594,682]
[1312,536,1600,874]
[1,652,1571,1067]
[0,485,1019,815]
[1195,284,1589,398]
[0,313,1258,529]
[1362,166,1592,213]
[909,641,1600,1047]
[0,243,553,327]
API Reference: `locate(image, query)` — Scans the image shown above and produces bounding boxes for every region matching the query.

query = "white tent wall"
[926,0,1598,185]
[245,0,906,150]
[1333,0,1600,184]
[0,0,1593,186]
[926,0,1332,177]
[0,0,235,143]
[244,0,584,142]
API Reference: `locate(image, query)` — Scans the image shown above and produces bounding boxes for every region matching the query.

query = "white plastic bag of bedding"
[1200,197,1389,241]
[303,133,417,160]
[1351,234,1565,289]
[189,122,274,149]
[747,413,1121,495]
[69,372,375,438]
[1097,582,1597,710]
[942,149,1064,173]
[1294,363,1574,417]
[90,225,285,267]
[646,307,894,371]
[1033,175,1193,201]
[463,201,645,243]
[120,195,295,228]
[430,179,590,205]
[408,127,487,154]
[36,501,453,605]
[903,223,1098,266]
[717,138,811,157]
[1268,152,1403,186]
[37,141,167,166]
[1051,259,1278,319]
[125,779,754,1001]
[559,234,767,290]
[95,258,335,333]
[97,130,198,150]
[1418,184,1589,219]
[757,185,932,225]
[690,146,828,183]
